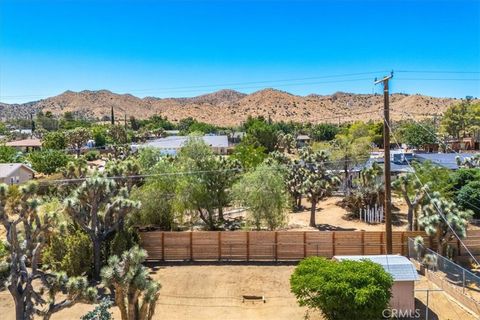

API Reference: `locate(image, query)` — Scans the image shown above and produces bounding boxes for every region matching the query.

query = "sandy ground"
[284,196,409,231]
[0,265,478,320]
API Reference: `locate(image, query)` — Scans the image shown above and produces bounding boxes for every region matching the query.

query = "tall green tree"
[28,149,69,174]
[176,137,241,229]
[242,116,278,153]
[42,131,67,150]
[441,100,480,139]
[0,145,20,163]
[232,162,289,230]
[230,141,266,170]
[330,122,372,191]
[398,120,437,149]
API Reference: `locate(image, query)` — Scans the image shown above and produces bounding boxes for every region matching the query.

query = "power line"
[381,111,479,265]
[396,70,480,74]
[396,78,480,81]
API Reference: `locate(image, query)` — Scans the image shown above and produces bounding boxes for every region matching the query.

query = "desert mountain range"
[0,89,464,126]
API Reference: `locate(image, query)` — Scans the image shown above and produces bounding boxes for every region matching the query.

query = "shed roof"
[141,135,229,149]
[0,163,35,178]
[333,255,419,281]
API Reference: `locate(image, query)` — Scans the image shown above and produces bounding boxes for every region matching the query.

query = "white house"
[133,135,229,155]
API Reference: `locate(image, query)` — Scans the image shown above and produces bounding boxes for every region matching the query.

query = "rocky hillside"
[0,89,464,126]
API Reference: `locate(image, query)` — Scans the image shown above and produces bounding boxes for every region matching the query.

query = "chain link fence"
[408,237,480,304]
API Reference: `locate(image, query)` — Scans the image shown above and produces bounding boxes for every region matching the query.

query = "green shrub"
[290,257,393,320]
[456,180,480,218]
[28,149,69,174]
[108,228,139,258]
[85,150,100,161]
[42,227,92,277]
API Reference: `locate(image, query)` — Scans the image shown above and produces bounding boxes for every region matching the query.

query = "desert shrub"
[85,150,101,161]
[42,226,93,277]
[81,298,113,320]
[108,228,139,258]
[290,257,393,320]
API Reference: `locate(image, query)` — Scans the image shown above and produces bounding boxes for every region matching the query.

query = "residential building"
[0,163,35,185]
[5,138,42,152]
[134,135,229,155]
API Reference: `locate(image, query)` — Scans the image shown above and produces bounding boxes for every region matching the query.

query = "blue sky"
[0,0,479,103]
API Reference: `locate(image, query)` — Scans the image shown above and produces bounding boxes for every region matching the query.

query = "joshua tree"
[457,154,480,168]
[276,132,296,153]
[419,192,472,256]
[300,148,340,227]
[66,127,91,157]
[64,176,140,279]
[392,174,429,231]
[101,246,160,320]
[0,182,97,320]
[105,158,141,191]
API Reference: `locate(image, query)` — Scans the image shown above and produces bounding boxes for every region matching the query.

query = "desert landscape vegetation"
[1,0,480,319]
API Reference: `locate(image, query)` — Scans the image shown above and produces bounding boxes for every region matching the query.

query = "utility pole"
[375,72,393,254]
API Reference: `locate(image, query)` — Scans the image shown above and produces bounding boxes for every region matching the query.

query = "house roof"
[0,163,35,178]
[414,153,475,170]
[333,255,419,281]
[5,138,42,148]
[141,135,229,149]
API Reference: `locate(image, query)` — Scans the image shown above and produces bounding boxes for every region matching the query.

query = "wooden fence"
[139,231,427,261]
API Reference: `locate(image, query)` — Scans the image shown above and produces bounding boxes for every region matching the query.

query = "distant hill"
[0,89,466,126]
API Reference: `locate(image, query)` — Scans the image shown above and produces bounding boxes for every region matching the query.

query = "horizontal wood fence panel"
[140,231,427,262]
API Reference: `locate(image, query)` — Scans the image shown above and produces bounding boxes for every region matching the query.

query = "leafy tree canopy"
[290,257,393,320]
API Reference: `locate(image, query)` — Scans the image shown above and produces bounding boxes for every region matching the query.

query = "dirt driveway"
[0,264,477,319]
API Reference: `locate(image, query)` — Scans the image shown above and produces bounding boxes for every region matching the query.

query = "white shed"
[333,255,419,313]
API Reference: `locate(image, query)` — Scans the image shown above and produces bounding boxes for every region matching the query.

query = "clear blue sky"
[1,0,479,103]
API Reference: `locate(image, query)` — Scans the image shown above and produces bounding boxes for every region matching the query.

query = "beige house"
[0,164,35,185]
[334,255,419,313]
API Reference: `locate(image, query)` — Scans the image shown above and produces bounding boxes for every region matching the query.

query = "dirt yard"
[285,196,409,231]
[0,264,477,320]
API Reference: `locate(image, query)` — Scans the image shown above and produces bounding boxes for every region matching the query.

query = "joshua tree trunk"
[310,198,317,227]
[93,237,102,280]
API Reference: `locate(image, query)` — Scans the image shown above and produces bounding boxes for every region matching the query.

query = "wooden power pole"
[375,72,393,254]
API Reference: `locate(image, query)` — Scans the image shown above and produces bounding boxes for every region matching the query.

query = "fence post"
[332,232,335,257]
[189,232,193,261]
[218,231,222,261]
[275,231,278,261]
[380,232,384,254]
[361,230,365,255]
[161,232,165,261]
[401,232,405,256]
[303,231,307,258]
[246,232,250,262]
